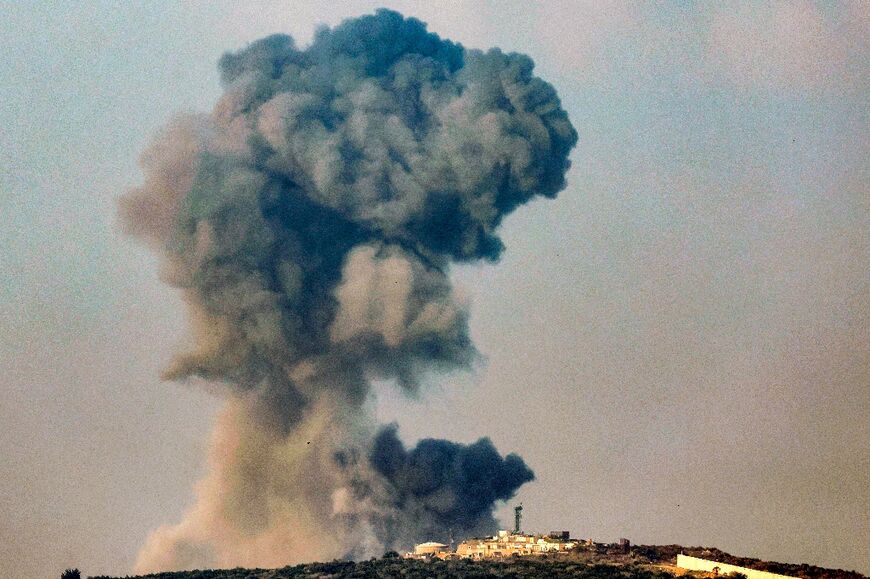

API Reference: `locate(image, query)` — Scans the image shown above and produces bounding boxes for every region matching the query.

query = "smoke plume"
[122,10,576,572]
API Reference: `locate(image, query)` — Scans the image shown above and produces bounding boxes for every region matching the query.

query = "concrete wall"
[676,554,798,579]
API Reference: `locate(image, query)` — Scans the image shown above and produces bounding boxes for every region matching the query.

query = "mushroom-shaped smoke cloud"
[122,9,576,572]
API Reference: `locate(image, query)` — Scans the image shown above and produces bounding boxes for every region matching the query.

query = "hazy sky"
[1,2,867,577]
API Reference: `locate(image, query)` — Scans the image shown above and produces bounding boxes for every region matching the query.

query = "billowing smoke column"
[122,10,576,573]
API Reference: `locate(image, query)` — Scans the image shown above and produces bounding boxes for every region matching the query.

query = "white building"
[408,541,449,558]
[677,554,798,579]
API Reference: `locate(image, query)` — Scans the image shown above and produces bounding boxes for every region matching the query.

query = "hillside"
[91,558,679,579]
[89,544,865,579]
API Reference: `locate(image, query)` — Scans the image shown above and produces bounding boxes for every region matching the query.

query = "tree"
[61,570,81,579]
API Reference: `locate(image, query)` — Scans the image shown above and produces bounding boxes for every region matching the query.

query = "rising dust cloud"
[121,10,576,572]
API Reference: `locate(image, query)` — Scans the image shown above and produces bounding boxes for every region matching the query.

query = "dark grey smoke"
[368,425,535,545]
[123,9,576,572]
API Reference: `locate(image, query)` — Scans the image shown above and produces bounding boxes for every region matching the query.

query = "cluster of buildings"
[406,530,580,560]
[404,505,633,561]
[459,529,580,559]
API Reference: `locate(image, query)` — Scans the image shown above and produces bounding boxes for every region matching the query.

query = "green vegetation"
[86,544,866,579]
[91,558,674,579]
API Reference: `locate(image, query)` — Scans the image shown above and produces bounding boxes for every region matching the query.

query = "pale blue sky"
[1,2,867,577]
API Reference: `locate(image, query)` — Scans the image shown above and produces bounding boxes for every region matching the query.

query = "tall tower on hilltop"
[514,504,523,534]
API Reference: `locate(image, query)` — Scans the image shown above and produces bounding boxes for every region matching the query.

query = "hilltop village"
[403,505,626,560]
[397,507,835,579]
[405,529,600,560]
